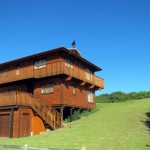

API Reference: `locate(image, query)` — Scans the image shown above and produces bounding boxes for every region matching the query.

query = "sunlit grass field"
[0,99,150,150]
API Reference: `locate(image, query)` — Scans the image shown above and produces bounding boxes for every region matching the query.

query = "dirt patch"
[0,137,9,140]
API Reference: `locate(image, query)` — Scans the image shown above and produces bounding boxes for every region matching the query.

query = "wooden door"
[21,114,30,137]
[0,114,10,137]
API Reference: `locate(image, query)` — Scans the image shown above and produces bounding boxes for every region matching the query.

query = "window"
[88,90,93,103]
[73,86,76,95]
[16,65,20,75]
[41,84,54,94]
[85,68,92,81]
[65,58,73,68]
[0,68,8,75]
[34,59,46,69]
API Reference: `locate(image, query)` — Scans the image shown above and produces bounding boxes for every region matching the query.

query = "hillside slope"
[0,99,150,150]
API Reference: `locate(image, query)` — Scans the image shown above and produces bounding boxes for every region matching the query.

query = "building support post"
[60,107,64,123]
[10,108,14,138]
[70,108,74,122]
[17,108,21,138]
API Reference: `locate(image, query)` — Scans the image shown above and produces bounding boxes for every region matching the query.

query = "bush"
[64,109,97,123]
[96,94,111,103]
[73,110,81,121]
[128,92,138,100]
[110,91,127,102]
[96,91,150,103]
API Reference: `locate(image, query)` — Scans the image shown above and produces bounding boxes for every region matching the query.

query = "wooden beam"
[70,108,74,122]
[89,84,95,89]
[80,81,86,86]
[60,108,64,122]
[97,87,102,91]
[60,80,64,104]
[66,76,72,81]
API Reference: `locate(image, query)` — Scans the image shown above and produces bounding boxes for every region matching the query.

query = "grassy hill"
[0,99,150,150]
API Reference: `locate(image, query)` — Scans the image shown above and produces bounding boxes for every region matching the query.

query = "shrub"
[96,94,111,103]
[73,110,81,121]
[128,92,138,100]
[96,91,150,103]
[110,91,127,102]
[64,109,97,123]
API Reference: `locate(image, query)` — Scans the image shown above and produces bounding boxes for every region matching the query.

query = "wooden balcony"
[0,60,104,89]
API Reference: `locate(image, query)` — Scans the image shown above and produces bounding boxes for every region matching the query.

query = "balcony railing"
[0,60,104,88]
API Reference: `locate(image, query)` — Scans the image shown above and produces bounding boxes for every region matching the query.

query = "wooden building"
[0,46,104,138]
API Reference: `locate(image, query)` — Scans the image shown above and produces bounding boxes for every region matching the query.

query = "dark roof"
[68,48,83,57]
[0,47,102,71]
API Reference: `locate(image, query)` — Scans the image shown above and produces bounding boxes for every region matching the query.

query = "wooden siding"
[0,84,27,93]
[63,80,96,109]
[12,109,20,138]
[34,77,62,106]
[31,116,46,135]
[0,60,104,89]
[34,78,95,109]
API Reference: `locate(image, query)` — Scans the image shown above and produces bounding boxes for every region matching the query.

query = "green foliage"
[145,112,150,129]
[96,91,150,103]
[64,109,97,123]
[63,116,71,123]
[73,110,81,120]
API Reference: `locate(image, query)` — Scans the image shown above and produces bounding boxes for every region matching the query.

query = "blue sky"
[0,0,150,95]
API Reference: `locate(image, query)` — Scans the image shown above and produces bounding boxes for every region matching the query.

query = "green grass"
[0,99,150,150]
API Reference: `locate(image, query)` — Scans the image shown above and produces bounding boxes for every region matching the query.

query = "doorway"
[21,114,30,137]
[0,114,10,137]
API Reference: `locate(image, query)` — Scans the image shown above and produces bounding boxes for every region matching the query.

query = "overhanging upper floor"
[0,47,104,89]
[0,60,104,89]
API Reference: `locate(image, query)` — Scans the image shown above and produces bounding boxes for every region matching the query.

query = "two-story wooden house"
[0,46,104,138]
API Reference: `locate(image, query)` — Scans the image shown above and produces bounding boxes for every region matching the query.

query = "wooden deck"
[0,91,61,129]
[0,60,104,89]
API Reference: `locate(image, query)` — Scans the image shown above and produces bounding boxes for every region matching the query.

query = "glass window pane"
[88,90,93,103]
[41,85,45,93]
[50,84,54,93]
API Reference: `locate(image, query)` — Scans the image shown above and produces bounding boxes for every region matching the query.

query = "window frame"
[65,58,73,68]
[41,83,54,94]
[34,59,46,69]
[0,68,8,76]
[85,68,92,81]
[87,90,93,103]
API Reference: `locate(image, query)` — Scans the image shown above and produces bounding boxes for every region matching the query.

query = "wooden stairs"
[0,91,61,130]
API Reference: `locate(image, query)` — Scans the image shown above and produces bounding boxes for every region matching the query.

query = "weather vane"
[72,40,76,48]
